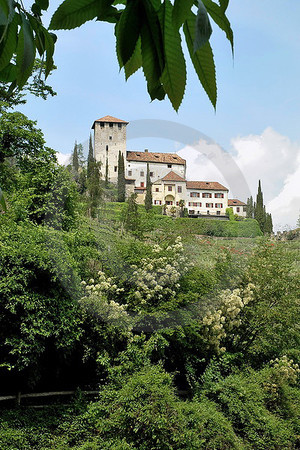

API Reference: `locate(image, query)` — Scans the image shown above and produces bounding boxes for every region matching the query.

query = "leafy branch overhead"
[0,1,233,111]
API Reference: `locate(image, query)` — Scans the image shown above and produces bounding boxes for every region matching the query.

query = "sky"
[19,0,300,230]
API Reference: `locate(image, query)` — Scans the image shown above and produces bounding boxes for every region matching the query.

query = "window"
[154,200,161,205]
[202,193,212,198]
[190,192,200,198]
[207,211,210,215]
[155,188,159,192]
[217,211,221,216]
[192,202,198,207]
[150,172,154,177]
[178,186,182,193]
[189,210,195,214]
[106,145,108,152]
[206,203,213,208]
[166,201,173,205]
[215,203,223,208]
[100,123,105,128]
[109,123,113,128]
[237,207,240,212]
[167,164,172,168]
[118,124,122,129]
[140,171,144,177]
[168,185,172,191]
[176,202,179,206]
[188,202,191,206]
[140,182,144,187]
[128,170,132,176]
[215,193,224,198]
[114,166,117,172]
[109,136,112,140]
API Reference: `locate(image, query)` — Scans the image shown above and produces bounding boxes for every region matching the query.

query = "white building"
[92,115,245,217]
[228,199,247,217]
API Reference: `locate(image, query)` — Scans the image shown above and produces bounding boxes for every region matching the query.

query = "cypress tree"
[72,141,79,173]
[145,163,152,211]
[246,196,254,218]
[105,157,109,188]
[264,213,273,234]
[124,193,141,236]
[87,161,102,218]
[254,180,265,232]
[87,134,94,180]
[117,151,125,202]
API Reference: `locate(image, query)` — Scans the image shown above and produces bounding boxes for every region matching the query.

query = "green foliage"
[48,0,233,110]
[87,133,94,180]
[0,58,56,108]
[0,185,7,211]
[87,160,102,218]
[123,193,141,236]
[0,0,55,92]
[117,150,125,202]
[0,111,45,164]
[72,140,79,173]
[226,206,234,221]
[144,162,152,211]
[199,367,298,449]
[0,220,81,385]
[246,195,254,218]
[235,242,300,364]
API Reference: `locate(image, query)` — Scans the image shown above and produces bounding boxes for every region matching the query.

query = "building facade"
[93,116,245,217]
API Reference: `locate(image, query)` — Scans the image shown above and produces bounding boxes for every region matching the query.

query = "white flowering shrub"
[270,355,300,384]
[79,272,131,328]
[202,283,255,353]
[127,236,190,310]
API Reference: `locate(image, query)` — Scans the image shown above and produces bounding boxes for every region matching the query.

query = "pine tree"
[87,134,94,180]
[72,141,79,173]
[246,196,254,218]
[145,163,152,211]
[254,180,265,232]
[117,151,125,202]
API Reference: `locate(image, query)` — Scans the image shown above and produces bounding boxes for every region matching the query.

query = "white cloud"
[56,152,71,166]
[177,128,300,231]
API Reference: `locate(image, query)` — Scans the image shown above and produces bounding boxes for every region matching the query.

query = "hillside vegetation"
[0,142,299,449]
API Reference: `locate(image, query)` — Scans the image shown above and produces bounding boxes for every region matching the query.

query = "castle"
[92,115,246,217]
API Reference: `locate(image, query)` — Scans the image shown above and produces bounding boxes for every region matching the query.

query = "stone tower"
[92,115,129,183]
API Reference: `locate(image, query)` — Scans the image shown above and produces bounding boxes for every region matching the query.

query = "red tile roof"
[127,151,186,165]
[186,181,228,191]
[134,187,146,191]
[92,115,129,128]
[228,199,246,206]
[161,171,186,182]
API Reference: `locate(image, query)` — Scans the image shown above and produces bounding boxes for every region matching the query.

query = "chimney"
[145,149,148,152]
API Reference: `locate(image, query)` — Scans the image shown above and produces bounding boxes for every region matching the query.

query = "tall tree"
[145,163,152,211]
[246,196,254,218]
[264,213,273,234]
[87,134,94,180]
[124,193,141,237]
[117,151,125,202]
[87,161,102,218]
[254,180,265,232]
[105,158,109,188]
[72,141,79,174]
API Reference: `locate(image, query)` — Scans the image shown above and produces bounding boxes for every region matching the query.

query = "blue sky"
[19,0,300,228]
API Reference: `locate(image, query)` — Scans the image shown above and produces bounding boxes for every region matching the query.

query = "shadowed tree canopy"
[0,0,233,111]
